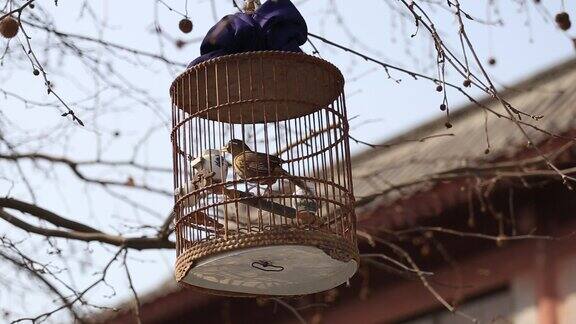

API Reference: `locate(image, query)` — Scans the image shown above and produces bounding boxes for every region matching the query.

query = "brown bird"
[225,139,318,224]
[225,139,312,194]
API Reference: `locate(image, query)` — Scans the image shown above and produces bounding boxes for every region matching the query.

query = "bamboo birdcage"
[170,51,359,296]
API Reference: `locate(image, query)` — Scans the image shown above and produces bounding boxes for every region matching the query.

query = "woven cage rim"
[174,228,360,297]
[169,51,345,96]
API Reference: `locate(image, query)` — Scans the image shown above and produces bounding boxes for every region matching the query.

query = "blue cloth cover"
[188,0,307,67]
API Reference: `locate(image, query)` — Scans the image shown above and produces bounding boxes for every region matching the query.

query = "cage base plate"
[181,245,357,296]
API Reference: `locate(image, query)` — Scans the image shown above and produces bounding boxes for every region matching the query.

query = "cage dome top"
[171,51,344,124]
[171,0,344,124]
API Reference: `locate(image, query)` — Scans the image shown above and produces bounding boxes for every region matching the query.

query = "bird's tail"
[279,170,315,196]
[279,170,321,224]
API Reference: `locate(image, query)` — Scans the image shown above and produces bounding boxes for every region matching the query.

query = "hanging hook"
[251,260,285,272]
[243,0,261,14]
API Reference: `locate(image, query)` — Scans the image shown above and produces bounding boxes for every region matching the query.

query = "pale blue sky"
[1,0,575,321]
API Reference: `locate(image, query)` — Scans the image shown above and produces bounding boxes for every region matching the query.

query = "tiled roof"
[351,58,576,211]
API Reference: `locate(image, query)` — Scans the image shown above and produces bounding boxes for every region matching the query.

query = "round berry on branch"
[0,16,19,39]
[555,12,572,31]
[179,18,193,34]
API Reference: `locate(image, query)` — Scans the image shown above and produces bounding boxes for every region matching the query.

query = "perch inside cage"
[171,51,359,296]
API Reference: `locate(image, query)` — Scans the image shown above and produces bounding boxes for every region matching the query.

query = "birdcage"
[171,51,358,296]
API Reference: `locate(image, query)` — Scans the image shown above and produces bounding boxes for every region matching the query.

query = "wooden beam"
[321,241,537,324]
[535,241,559,324]
[321,220,576,324]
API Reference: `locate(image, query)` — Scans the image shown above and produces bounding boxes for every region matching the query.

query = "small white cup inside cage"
[191,149,229,183]
[295,184,318,224]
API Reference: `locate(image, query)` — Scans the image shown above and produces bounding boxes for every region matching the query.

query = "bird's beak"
[221,144,229,152]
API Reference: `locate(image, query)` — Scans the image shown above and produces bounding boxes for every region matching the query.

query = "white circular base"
[181,245,358,296]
